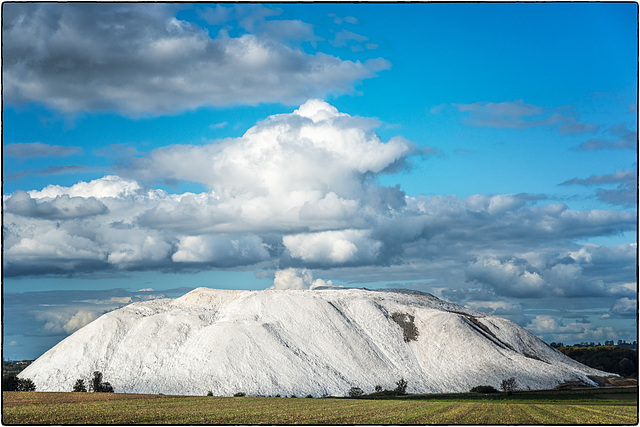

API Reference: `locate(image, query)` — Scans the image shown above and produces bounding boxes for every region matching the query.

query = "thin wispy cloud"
[575,123,637,151]
[453,100,597,132]
[561,170,637,207]
[5,143,83,159]
[4,165,98,181]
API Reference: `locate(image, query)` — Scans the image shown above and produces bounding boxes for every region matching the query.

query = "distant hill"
[557,346,637,378]
[20,287,613,396]
[3,361,33,376]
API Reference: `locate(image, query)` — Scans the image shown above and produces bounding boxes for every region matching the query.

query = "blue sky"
[3,2,637,360]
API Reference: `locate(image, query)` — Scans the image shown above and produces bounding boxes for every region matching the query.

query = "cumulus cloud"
[133,99,413,189]
[3,3,389,116]
[609,298,637,318]
[283,230,381,265]
[464,242,636,300]
[526,315,617,342]
[4,288,188,338]
[126,99,414,232]
[466,257,548,298]
[62,310,99,334]
[172,234,270,266]
[270,268,334,290]
[27,175,142,199]
[5,191,108,219]
[38,309,99,335]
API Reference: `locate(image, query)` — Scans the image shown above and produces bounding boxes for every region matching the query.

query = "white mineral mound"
[21,287,611,396]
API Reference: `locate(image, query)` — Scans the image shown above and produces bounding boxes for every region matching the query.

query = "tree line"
[2,370,115,393]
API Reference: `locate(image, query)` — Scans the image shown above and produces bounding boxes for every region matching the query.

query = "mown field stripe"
[371,401,454,424]
[563,403,639,424]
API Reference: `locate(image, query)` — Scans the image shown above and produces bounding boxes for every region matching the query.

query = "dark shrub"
[470,385,499,393]
[73,379,87,392]
[348,387,364,397]
[2,375,35,391]
[233,392,246,397]
[99,382,114,393]
[90,371,114,393]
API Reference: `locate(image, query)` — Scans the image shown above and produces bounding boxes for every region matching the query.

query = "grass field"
[3,390,638,425]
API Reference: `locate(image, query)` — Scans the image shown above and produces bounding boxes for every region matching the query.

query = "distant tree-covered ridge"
[3,360,33,376]
[553,344,637,378]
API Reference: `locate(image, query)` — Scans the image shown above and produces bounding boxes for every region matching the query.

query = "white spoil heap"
[20,287,611,396]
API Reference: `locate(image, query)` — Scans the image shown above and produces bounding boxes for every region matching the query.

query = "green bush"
[233,392,246,397]
[470,385,499,393]
[207,390,213,396]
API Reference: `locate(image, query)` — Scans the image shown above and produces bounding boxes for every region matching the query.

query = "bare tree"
[501,377,517,394]
[90,371,103,392]
[90,371,114,393]
[395,378,408,394]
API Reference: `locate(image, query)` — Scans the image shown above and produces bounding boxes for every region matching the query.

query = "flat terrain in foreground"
[3,389,638,425]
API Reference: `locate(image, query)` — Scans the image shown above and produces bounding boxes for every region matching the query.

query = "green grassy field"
[3,390,638,425]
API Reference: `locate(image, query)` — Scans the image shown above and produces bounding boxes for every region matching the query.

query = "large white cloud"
[128,99,413,232]
[3,3,389,116]
[133,99,412,194]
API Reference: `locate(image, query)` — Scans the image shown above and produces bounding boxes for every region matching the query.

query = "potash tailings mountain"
[21,287,613,396]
